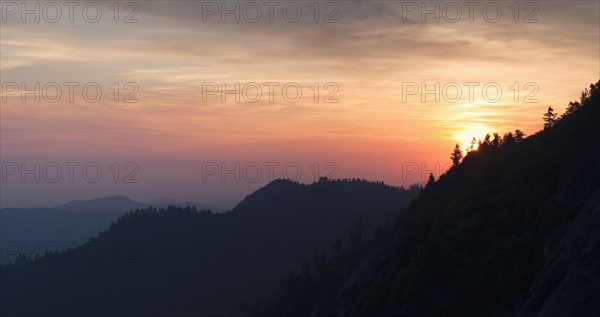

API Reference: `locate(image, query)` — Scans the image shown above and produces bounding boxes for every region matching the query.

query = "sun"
[452,124,491,152]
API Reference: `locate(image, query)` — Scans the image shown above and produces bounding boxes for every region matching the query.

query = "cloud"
[1,0,598,206]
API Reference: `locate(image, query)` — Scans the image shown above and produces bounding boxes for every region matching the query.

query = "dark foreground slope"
[518,187,600,317]
[259,81,600,317]
[0,179,418,316]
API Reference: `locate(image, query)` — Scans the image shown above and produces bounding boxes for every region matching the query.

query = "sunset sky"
[1,1,599,208]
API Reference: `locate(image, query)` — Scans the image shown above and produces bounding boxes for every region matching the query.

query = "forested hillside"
[0,179,418,316]
[258,81,600,317]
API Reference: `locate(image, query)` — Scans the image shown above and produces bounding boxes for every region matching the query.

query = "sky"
[1,0,599,209]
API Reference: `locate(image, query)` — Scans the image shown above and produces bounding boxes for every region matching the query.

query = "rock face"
[518,187,600,317]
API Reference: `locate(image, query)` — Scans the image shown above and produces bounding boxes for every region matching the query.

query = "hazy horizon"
[2,2,600,316]
[2,1,599,208]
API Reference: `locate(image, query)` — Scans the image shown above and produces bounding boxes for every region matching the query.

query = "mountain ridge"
[54,195,206,212]
[0,178,420,316]
[257,80,600,317]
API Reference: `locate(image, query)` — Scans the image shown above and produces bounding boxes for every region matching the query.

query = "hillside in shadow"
[257,81,600,317]
[0,196,205,264]
[0,179,419,316]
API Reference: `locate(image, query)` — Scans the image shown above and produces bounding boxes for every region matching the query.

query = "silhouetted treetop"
[450,143,463,166]
[258,80,600,317]
[543,106,558,128]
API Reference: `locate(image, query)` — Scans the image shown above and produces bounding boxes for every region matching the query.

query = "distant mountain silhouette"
[54,195,206,212]
[55,195,148,213]
[256,81,600,317]
[0,179,419,316]
[0,208,125,265]
[5,82,598,317]
[1,196,142,265]
[0,196,206,265]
